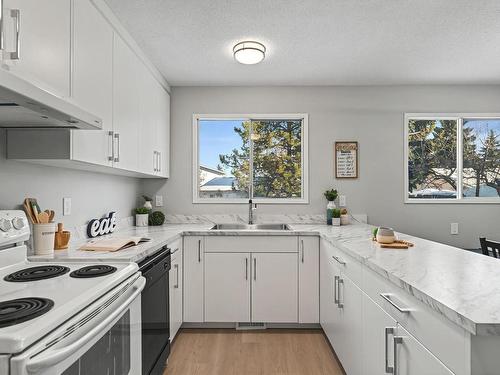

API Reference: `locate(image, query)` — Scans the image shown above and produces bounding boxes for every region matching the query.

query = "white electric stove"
[0,210,145,375]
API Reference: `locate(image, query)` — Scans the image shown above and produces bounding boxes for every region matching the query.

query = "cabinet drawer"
[320,239,362,286]
[205,236,297,253]
[363,267,467,375]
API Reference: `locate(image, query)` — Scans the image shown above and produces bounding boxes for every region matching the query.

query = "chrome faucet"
[248,199,257,224]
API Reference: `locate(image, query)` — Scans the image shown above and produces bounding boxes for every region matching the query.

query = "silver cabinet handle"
[9,9,20,60]
[253,257,256,281]
[108,131,114,161]
[174,264,179,288]
[380,293,411,313]
[337,278,344,308]
[197,239,201,262]
[385,327,395,373]
[334,275,339,305]
[153,151,157,172]
[113,133,120,162]
[158,151,161,172]
[0,0,4,50]
[245,257,248,280]
[301,239,304,263]
[332,255,346,265]
[393,336,403,375]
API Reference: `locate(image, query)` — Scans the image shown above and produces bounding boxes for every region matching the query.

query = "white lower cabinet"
[169,246,183,341]
[395,324,455,375]
[183,236,204,322]
[362,293,398,375]
[251,252,298,323]
[298,236,319,323]
[205,252,250,322]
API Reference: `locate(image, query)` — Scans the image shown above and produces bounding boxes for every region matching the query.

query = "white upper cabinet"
[112,33,140,172]
[155,83,170,177]
[71,0,113,167]
[2,0,71,98]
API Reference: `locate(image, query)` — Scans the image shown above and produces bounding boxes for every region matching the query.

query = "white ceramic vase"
[332,217,341,226]
[143,201,153,210]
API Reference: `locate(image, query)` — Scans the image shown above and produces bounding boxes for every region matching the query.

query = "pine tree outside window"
[405,114,500,203]
[193,114,308,203]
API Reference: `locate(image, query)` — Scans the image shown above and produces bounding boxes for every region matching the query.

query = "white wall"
[0,130,142,228]
[145,85,499,249]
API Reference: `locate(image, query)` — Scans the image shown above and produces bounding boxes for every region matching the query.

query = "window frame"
[192,113,309,204]
[404,113,500,204]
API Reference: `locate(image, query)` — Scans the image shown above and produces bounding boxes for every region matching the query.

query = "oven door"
[10,274,145,375]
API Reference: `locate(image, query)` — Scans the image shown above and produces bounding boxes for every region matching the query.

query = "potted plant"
[149,211,165,226]
[340,208,349,225]
[142,195,153,210]
[135,207,150,227]
[332,208,341,226]
[324,189,338,225]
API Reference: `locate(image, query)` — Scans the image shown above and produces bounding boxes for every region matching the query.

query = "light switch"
[450,223,459,235]
[63,197,71,216]
[339,195,347,207]
[155,195,163,207]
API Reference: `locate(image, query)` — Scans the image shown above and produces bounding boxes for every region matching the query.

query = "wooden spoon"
[38,211,50,224]
[45,209,55,222]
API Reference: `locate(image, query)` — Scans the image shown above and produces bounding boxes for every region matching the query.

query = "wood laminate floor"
[164,329,344,375]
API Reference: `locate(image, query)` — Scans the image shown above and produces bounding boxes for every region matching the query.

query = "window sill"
[405,198,500,204]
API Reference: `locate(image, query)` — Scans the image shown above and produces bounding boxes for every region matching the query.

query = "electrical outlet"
[450,223,459,235]
[339,195,347,207]
[63,197,71,216]
[155,195,163,207]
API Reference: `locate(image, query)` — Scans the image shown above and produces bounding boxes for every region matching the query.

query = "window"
[193,114,308,203]
[405,114,500,203]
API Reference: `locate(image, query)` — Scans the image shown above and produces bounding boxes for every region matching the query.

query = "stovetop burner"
[70,265,117,278]
[0,297,54,328]
[4,265,70,282]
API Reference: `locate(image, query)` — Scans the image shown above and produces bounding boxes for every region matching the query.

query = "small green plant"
[142,195,152,202]
[324,189,338,201]
[135,207,150,215]
[332,208,341,218]
[149,211,165,226]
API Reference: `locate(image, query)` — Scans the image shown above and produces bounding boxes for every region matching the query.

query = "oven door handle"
[25,276,145,374]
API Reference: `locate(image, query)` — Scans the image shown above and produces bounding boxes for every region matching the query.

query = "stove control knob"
[12,217,25,230]
[0,219,12,232]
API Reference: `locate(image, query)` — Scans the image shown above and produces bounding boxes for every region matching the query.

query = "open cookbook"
[79,237,151,252]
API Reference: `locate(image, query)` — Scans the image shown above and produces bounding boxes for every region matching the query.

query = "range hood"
[0,69,102,129]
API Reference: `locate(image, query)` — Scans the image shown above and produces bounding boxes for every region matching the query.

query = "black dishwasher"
[139,246,171,375]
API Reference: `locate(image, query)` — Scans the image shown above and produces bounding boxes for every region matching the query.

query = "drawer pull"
[380,293,411,313]
[384,327,395,373]
[393,336,403,375]
[332,255,346,265]
[337,278,344,308]
[334,275,339,305]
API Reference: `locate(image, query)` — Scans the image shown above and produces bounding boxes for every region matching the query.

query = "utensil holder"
[33,223,56,255]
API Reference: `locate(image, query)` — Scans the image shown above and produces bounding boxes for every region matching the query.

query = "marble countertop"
[29,221,500,335]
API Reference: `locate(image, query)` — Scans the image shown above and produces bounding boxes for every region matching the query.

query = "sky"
[199,119,245,174]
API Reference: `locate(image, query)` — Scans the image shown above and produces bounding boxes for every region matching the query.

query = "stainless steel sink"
[210,223,291,231]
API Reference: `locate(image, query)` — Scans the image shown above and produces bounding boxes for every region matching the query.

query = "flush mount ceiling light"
[233,41,266,65]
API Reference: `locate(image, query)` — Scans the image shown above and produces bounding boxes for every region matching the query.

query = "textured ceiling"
[104,0,500,86]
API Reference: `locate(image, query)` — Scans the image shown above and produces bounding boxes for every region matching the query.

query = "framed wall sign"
[335,141,358,179]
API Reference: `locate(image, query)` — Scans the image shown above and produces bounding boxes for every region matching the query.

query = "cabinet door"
[362,293,398,375]
[156,85,170,177]
[319,240,342,351]
[205,252,250,322]
[337,275,363,375]
[395,325,454,375]
[137,68,158,175]
[251,252,298,323]
[71,0,113,167]
[183,236,204,322]
[3,0,70,98]
[112,33,140,172]
[298,236,319,323]
[169,249,183,341]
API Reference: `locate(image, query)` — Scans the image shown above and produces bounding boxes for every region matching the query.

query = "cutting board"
[372,239,414,249]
